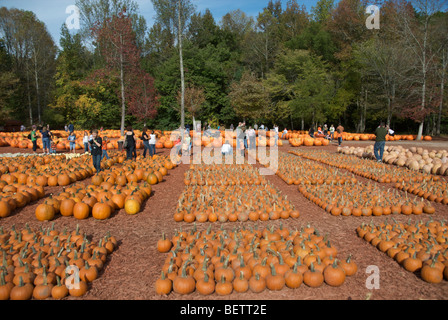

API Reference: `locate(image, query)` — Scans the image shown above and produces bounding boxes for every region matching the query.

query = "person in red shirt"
[101,136,110,160]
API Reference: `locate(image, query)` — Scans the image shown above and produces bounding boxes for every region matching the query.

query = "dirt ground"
[1,141,447,300]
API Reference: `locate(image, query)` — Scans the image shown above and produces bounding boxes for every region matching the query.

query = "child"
[83,131,90,153]
[102,136,110,160]
[68,131,76,153]
[50,138,57,154]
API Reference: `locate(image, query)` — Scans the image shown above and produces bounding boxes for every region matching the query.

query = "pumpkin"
[35,204,55,221]
[124,199,141,215]
[323,260,346,287]
[92,202,112,220]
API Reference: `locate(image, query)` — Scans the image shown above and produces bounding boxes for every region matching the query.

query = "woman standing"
[141,127,150,158]
[68,131,76,153]
[40,126,52,154]
[149,130,156,157]
[125,126,136,160]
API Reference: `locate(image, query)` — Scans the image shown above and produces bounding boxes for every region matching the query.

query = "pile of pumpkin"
[289,136,330,147]
[273,152,358,185]
[394,179,448,206]
[35,179,153,221]
[290,149,434,185]
[298,181,436,216]
[338,145,448,176]
[174,183,299,223]
[155,224,358,295]
[184,164,266,186]
[0,224,117,300]
[357,218,448,283]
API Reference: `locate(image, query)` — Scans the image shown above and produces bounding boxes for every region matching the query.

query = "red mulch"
[1,143,447,300]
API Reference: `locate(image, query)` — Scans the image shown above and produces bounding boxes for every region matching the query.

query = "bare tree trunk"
[178,0,185,131]
[120,36,126,136]
[26,68,33,125]
[437,49,446,136]
[290,113,294,130]
[301,117,304,131]
[33,53,41,124]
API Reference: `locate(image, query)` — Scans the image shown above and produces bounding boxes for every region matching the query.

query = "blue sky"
[2,0,322,47]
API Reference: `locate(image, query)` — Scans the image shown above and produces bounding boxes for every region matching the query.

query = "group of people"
[309,124,345,146]
[29,124,56,155]
[122,126,157,161]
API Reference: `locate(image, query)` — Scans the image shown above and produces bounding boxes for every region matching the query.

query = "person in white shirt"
[282,128,288,139]
[247,127,256,150]
[221,140,232,155]
[148,131,157,157]
[83,131,90,153]
[273,124,279,146]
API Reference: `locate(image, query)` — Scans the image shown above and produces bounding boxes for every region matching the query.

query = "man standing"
[336,123,344,146]
[374,122,389,163]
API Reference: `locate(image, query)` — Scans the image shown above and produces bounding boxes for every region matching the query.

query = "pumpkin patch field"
[0,139,447,300]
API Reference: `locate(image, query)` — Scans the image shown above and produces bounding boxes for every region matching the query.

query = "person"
[182,134,191,156]
[40,126,52,154]
[64,125,68,132]
[254,123,258,131]
[89,129,102,173]
[83,131,90,153]
[336,123,344,146]
[141,127,150,158]
[282,128,288,139]
[68,131,76,153]
[149,130,157,157]
[174,136,182,156]
[124,126,136,160]
[374,122,389,163]
[323,124,328,136]
[247,126,256,150]
[317,126,323,135]
[329,125,335,140]
[309,127,315,138]
[68,123,74,133]
[50,137,57,154]
[30,125,38,153]
[221,140,232,155]
[273,124,279,146]
[230,124,234,131]
[20,125,25,132]
[102,136,110,160]
[259,124,265,130]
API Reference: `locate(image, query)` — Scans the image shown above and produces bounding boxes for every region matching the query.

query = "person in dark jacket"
[89,129,103,173]
[374,122,389,163]
[40,126,52,154]
[125,126,136,160]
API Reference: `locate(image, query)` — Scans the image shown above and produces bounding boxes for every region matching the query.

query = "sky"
[1,0,323,47]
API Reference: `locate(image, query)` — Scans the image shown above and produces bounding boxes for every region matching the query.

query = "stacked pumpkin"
[184,164,266,186]
[394,179,448,206]
[357,219,448,283]
[174,184,299,223]
[270,152,358,185]
[298,181,436,216]
[155,224,357,295]
[338,145,448,176]
[0,224,117,300]
[290,149,434,184]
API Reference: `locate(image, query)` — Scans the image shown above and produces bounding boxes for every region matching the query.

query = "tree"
[151,0,195,130]
[264,49,333,129]
[175,85,205,120]
[76,0,147,48]
[0,40,19,125]
[387,0,447,140]
[0,7,56,125]
[229,71,270,120]
[92,10,157,134]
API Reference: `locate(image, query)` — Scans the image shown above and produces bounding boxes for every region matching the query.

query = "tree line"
[0,0,447,139]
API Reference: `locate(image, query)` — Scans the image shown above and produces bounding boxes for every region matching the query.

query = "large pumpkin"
[35,204,55,221]
[92,202,112,220]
